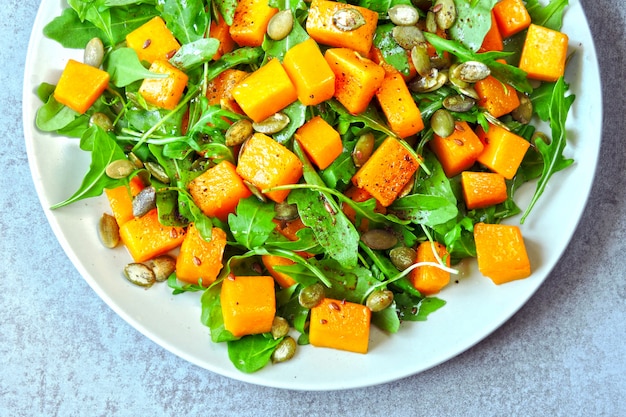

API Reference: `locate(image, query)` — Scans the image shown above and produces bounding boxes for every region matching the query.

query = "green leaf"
[227,334,282,373]
[43,7,107,48]
[169,38,220,71]
[106,48,168,87]
[449,0,499,52]
[50,126,127,209]
[526,0,569,31]
[228,197,277,249]
[521,77,575,223]
[200,283,238,343]
[373,23,411,76]
[35,94,81,133]
[396,294,446,322]
[156,0,209,43]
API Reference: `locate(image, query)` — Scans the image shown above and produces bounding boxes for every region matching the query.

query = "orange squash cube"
[220,275,276,337]
[519,24,569,82]
[409,241,451,295]
[188,161,252,222]
[479,12,504,52]
[235,133,303,203]
[474,75,521,118]
[429,121,485,178]
[492,0,531,38]
[306,0,379,56]
[474,222,531,284]
[105,176,145,226]
[295,116,343,170]
[125,16,181,64]
[231,58,297,122]
[352,137,420,207]
[461,171,508,210]
[229,0,278,47]
[375,70,424,138]
[283,38,336,106]
[209,11,236,60]
[325,48,386,115]
[309,298,371,354]
[119,209,186,263]
[175,225,227,286]
[53,59,110,114]
[476,123,530,179]
[205,69,248,114]
[139,60,189,110]
[261,255,297,289]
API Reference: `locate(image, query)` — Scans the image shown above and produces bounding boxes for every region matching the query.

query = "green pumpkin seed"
[150,255,176,282]
[352,132,375,167]
[89,112,113,131]
[271,316,290,339]
[132,186,156,218]
[225,119,254,147]
[274,201,299,221]
[392,25,426,50]
[98,213,120,249]
[389,246,417,271]
[431,109,455,138]
[455,61,491,83]
[434,0,457,30]
[267,9,293,41]
[105,159,135,179]
[271,336,297,363]
[366,290,394,312]
[145,161,170,184]
[410,44,432,78]
[388,4,419,26]
[252,112,290,134]
[124,263,156,287]
[443,94,476,113]
[84,37,104,68]
[361,229,398,250]
[512,93,533,124]
[299,283,325,309]
[332,7,366,32]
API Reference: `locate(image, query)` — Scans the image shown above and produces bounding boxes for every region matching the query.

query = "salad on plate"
[34,0,575,374]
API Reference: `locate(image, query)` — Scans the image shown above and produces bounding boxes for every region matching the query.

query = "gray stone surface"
[1,0,624,415]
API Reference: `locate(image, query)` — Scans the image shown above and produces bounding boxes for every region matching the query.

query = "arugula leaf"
[156,0,209,43]
[169,38,220,71]
[395,293,446,322]
[373,23,411,76]
[449,0,498,52]
[106,48,168,87]
[200,283,239,343]
[521,77,575,223]
[51,126,127,208]
[227,334,283,373]
[228,197,277,249]
[526,0,569,31]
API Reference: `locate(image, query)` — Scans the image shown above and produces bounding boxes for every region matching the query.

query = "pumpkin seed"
[98,213,120,249]
[431,109,455,138]
[408,69,447,93]
[512,93,533,124]
[105,159,135,179]
[389,246,417,271]
[84,37,104,68]
[124,263,156,287]
[225,119,254,147]
[332,7,366,31]
[299,283,325,309]
[398,174,415,199]
[243,180,267,202]
[448,63,470,89]
[150,255,176,282]
[271,336,297,363]
[361,229,398,250]
[274,201,299,221]
[434,0,457,30]
[271,316,290,339]
[132,186,156,218]
[252,112,290,134]
[425,11,438,33]
[443,94,476,113]
[267,9,293,40]
[458,86,479,100]
[352,132,375,167]
[89,112,113,131]
[128,152,144,169]
[455,61,491,83]
[410,44,432,78]
[531,131,550,147]
[392,25,426,50]
[388,4,419,26]
[366,290,394,312]
[144,161,170,184]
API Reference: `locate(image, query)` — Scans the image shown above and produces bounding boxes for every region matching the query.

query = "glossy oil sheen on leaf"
[449,0,498,52]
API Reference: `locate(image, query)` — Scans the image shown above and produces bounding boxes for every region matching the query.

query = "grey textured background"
[2,0,624,416]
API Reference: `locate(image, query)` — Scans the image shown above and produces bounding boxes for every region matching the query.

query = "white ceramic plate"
[22,0,601,390]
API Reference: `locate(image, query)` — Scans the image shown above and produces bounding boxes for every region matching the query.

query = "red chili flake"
[170,229,178,239]
[166,49,177,59]
[252,262,263,274]
[329,302,341,311]
[227,273,236,281]
[143,39,151,49]
[320,319,328,324]
[455,123,465,132]
[453,139,464,146]
[432,4,443,13]
[193,256,202,266]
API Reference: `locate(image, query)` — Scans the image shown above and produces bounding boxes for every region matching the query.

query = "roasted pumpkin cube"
[220,275,276,337]
[139,60,189,110]
[309,298,371,354]
[53,59,110,114]
[474,222,531,284]
[175,224,227,286]
[125,16,181,64]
